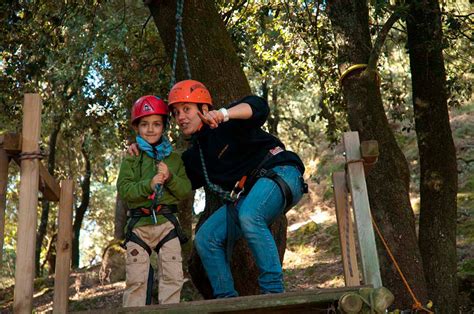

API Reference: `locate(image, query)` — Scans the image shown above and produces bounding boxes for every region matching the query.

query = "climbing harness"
[122,150,188,305]
[198,143,306,261]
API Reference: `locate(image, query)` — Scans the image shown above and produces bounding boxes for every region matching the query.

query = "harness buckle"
[230,180,245,200]
[258,168,267,177]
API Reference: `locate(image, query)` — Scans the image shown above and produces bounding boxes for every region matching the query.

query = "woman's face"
[171,102,207,136]
[134,114,164,144]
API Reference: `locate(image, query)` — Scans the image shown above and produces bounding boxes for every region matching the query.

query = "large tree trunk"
[147,0,250,106]
[327,1,428,308]
[0,149,9,271]
[114,194,127,240]
[177,191,194,267]
[147,0,288,298]
[406,1,458,312]
[72,139,91,268]
[35,117,61,276]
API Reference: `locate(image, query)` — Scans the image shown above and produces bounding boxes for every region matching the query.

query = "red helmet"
[131,95,168,124]
[168,80,213,107]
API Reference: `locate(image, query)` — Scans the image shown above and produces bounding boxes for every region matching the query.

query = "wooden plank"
[13,93,42,313]
[0,132,22,155]
[39,162,60,201]
[343,132,382,288]
[11,158,61,202]
[332,171,360,286]
[0,148,9,270]
[73,286,372,314]
[53,180,74,314]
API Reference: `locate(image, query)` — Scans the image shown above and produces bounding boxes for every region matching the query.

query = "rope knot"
[19,150,46,160]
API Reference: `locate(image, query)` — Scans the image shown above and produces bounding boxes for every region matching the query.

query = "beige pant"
[122,222,183,307]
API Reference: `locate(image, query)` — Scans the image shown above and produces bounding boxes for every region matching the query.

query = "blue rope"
[150,148,166,223]
[198,144,235,202]
[170,0,230,203]
[170,0,192,89]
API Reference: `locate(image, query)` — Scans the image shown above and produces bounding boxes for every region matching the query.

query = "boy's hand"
[150,173,165,189]
[157,162,171,182]
[127,143,139,156]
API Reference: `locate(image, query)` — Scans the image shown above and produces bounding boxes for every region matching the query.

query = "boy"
[117,95,191,307]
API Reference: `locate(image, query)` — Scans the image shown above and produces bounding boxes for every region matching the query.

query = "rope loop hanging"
[169,0,234,204]
[198,144,235,202]
[170,0,192,89]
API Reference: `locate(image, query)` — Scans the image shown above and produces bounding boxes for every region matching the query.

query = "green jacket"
[117,150,192,227]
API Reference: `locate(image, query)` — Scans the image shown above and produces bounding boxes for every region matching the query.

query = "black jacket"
[182,95,305,191]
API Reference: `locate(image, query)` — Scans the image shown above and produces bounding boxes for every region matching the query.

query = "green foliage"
[459,259,474,275]
[442,1,473,109]
[216,0,347,144]
[0,0,170,269]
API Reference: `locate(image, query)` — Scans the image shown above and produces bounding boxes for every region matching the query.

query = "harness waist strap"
[128,204,178,217]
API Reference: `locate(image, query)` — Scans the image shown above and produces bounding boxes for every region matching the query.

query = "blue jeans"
[195,165,304,298]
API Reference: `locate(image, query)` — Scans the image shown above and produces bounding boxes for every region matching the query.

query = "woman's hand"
[197,110,225,129]
[127,143,140,156]
[197,103,253,129]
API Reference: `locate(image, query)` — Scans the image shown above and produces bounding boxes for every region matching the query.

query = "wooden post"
[343,132,382,288]
[53,180,74,314]
[13,94,42,313]
[332,171,360,286]
[0,148,9,269]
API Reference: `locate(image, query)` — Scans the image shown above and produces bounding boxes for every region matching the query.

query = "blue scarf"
[136,135,172,161]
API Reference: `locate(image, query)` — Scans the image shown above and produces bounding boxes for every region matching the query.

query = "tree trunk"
[262,81,279,136]
[72,140,91,268]
[269,85,280,137]
[177,191,194,268]
[327,1,428,308]
[0,149,9,271]
[35,117,61,276]
[147,0,288,298]
[114,194,128,240]
[406,0,458,311]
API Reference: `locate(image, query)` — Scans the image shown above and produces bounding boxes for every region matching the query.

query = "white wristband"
[219,108,230,122]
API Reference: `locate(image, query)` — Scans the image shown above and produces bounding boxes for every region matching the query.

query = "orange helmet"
[168,80,213,107]
[131,95,168,124]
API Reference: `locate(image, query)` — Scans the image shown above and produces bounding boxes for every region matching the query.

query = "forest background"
[0,0,472,312]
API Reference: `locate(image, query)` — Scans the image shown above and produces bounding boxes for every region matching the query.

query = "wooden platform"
[74,286,371,313]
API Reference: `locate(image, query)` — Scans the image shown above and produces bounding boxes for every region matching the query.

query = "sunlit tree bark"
[406,0,458,311]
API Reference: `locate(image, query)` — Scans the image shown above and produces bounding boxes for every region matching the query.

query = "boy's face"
[134,114,164,144]
[171,102,208,136]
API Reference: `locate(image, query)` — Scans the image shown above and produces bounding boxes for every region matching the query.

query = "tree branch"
[368,7,406,71]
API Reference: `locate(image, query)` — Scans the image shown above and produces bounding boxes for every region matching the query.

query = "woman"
[131,79,306,298]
